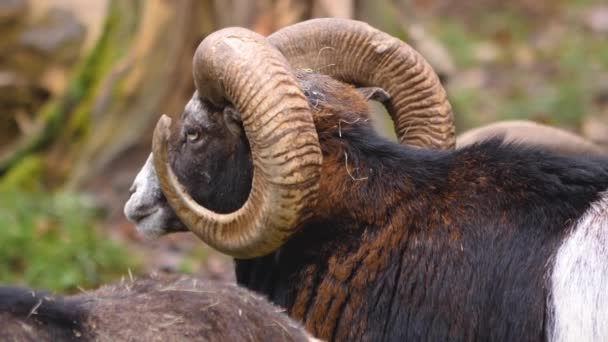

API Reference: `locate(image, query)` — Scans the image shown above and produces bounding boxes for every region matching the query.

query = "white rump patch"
[548,191,608,341]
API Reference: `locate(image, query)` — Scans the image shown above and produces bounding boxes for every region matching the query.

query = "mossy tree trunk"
[1,0,361,190]
[0,0,213,188]
[66,0,215,188]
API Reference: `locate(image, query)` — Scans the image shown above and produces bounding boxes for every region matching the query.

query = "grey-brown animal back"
[2,274,315,342]
[457,120,606,156]
[268,18,455,150]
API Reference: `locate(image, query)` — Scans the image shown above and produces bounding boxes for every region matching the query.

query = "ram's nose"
[123,153,163,223]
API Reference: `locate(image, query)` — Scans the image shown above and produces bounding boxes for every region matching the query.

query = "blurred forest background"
[1,0,607,293]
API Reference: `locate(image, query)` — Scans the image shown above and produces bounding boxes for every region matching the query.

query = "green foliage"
[0,188,138,293]
[0,1,138,177]
[433,1,607,131]
[0,155,44,191]
[66,5,125,139]
[434,20,478,69]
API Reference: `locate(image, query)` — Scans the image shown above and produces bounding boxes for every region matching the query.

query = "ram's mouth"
[126,205,159,223]
[124,202,162,237]
[125,196,190,238]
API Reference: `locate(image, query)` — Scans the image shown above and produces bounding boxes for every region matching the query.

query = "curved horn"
[268,18,455,150]
[153,28,322,258]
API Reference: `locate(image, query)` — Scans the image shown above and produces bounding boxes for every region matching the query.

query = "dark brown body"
[130,71,608,341]
[219,74,608,341]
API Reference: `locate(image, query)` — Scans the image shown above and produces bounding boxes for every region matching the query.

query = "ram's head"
[124,19,455,258]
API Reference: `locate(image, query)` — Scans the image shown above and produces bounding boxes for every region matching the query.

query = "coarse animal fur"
[0,273,318,342]
[125,71,608,341]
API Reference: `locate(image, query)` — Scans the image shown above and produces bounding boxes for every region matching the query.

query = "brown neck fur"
[236,72,608,341]
[243,73,426,339]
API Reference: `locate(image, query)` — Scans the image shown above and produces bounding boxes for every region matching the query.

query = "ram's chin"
[134,210,173,239]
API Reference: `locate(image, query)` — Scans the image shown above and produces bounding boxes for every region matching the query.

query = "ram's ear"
[223,106,243,136]
[357,87,391,104]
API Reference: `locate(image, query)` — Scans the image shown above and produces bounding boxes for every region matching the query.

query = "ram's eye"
[186,130,200,142]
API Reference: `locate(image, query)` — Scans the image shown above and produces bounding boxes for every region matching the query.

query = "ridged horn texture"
[268,18,456,149]
[152,28,322,258]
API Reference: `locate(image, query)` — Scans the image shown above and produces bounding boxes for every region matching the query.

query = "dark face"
[124,72,376,238]
[170,93,253,213]
[124,92,253,237]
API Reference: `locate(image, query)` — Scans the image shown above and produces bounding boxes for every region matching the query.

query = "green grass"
[0,187,138,293]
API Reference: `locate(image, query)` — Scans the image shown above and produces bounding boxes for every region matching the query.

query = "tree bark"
[66,0,214,188]
[0,0,375,189]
